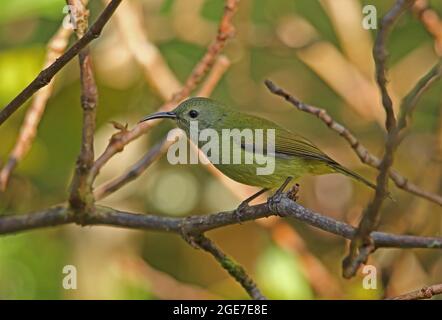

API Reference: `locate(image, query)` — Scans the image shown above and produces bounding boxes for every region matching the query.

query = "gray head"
[140,97,231,133]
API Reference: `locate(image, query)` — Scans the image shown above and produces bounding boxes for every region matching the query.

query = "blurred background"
[0,0,441,299]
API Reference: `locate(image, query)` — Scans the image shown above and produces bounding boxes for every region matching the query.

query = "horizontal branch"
[0,0,122,126]
[1,195,441,250]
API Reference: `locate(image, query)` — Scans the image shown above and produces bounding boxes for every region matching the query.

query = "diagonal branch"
[264,79,442,206]
[0,0,122,126]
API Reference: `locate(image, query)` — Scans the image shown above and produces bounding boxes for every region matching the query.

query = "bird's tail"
[332,164,395,201]
[329,163,377,191]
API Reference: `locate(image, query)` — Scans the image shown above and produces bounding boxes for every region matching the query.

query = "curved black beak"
[139,111,177,123]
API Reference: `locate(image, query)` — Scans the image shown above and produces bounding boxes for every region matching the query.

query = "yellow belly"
[214,154,332,189]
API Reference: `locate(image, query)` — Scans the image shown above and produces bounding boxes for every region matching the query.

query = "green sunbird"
[140,97,376,193]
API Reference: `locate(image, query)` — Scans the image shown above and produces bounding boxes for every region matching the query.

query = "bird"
[140,97,376,204]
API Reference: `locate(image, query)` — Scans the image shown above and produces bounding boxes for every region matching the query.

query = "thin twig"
[94,137,174,200]
[0,0,122,126]
[0,26,72,191]
[90,0,239,181]
[67,0,98,215]
[264,79,442,206]
[192,234,266,300]
[386,283,442,300]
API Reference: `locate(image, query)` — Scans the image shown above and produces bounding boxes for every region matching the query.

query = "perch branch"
[1,194,440,299]
[1,194,441,249]
[0,0,122,126]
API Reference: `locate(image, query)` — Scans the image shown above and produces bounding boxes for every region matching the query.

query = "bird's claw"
[268,182,301,216]
[234,201,250,224]
[287,183,300,202]
[267,191,284,216]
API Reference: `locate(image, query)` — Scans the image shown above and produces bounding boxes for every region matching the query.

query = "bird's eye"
[188,109,199,119]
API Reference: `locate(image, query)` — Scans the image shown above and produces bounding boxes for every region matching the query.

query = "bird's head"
[139,97,229,134]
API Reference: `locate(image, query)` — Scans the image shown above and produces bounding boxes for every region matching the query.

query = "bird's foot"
[267,192,285,215]
[234,201,250,224]
[267,177,293,216]
[287,183,300,202]
[234,188,269,224]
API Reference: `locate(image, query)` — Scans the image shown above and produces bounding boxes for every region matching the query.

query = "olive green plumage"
[141,97,376,191]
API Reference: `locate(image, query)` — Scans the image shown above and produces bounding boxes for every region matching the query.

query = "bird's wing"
[273,129,336,163]
[240,126,337,164]
[228,112,336,164]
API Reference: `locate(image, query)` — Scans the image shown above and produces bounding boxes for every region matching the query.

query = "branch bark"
[67,0,98,216]
[1,195,441,250]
